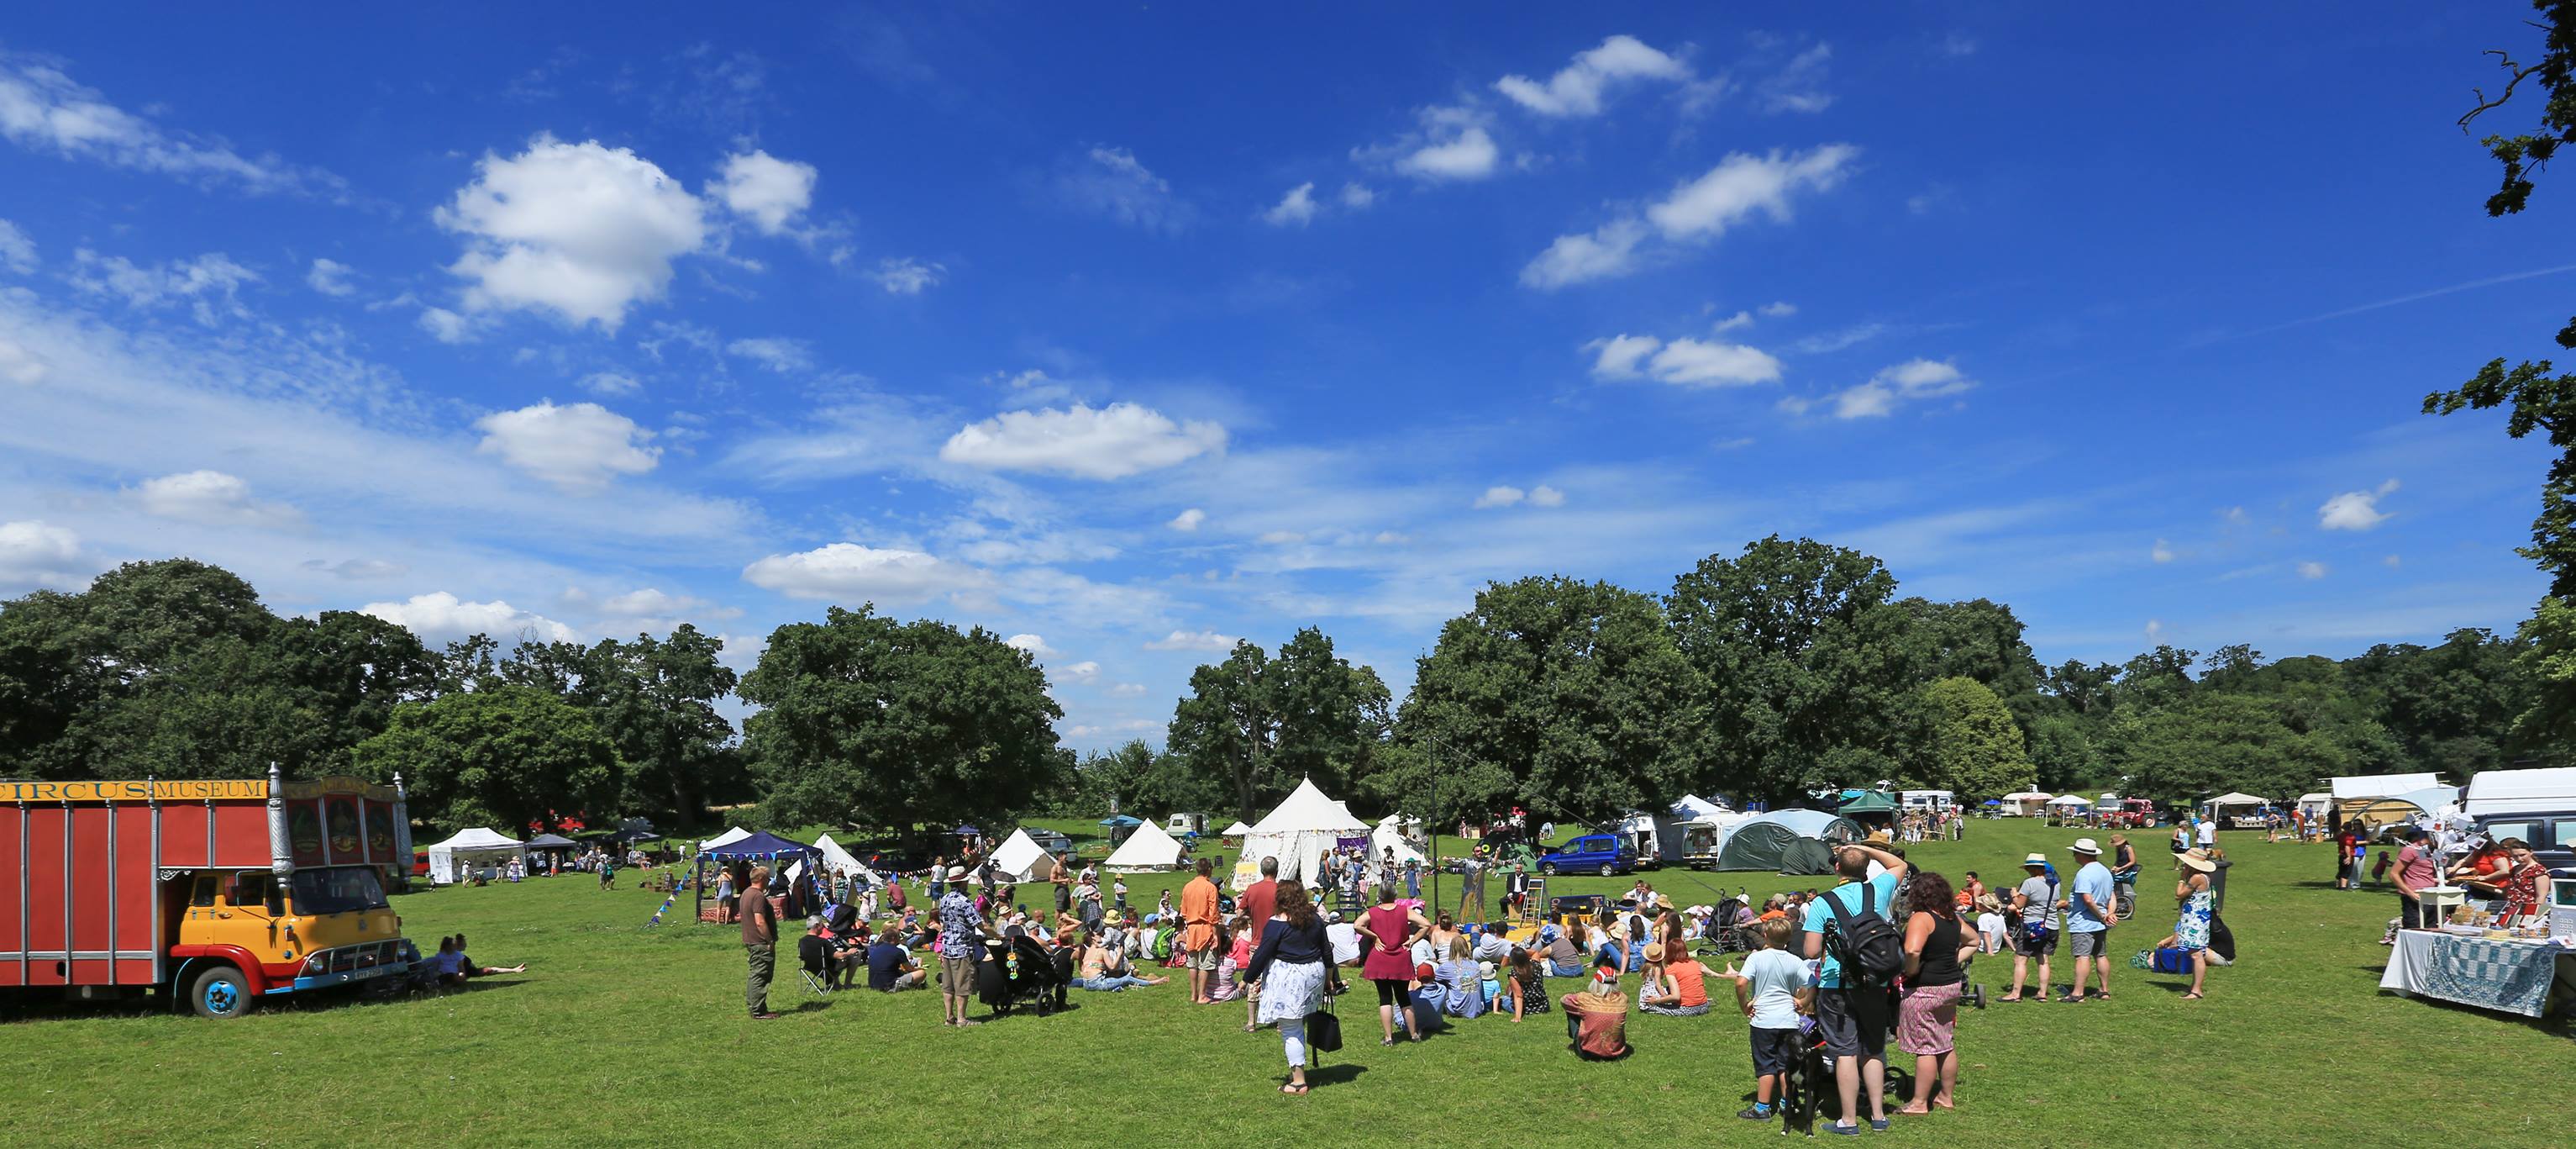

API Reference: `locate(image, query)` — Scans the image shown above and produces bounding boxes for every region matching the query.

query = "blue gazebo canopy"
[700,831,817,860]
[1098,814,1142,827]
[952,825,982,835]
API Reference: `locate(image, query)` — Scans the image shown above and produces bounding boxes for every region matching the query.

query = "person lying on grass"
[451,934,526,978]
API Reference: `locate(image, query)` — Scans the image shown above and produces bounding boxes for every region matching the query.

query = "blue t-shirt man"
[865,941,911,990]
[1801,870,1900,989]
[2068,858,2115,933]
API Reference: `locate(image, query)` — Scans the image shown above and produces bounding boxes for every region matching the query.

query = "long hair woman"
[1896,870,1973,1115]
[1247,879,1333,1095]
[1354,881,1429,1045]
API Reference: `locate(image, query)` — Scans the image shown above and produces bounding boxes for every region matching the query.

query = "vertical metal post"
[105,790,117,985]
[266,762,292,881]
[16,800,27,986]
[149,777,163,987]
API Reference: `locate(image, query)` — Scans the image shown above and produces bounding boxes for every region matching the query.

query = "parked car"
[1538,833,1637,878]
[413,851,430,878]
[2473,812,2576,873]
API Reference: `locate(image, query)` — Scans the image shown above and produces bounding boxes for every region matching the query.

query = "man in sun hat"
[2002,852,2057,1003]
[2063,838,2116,1003]
[937,864,996,1027]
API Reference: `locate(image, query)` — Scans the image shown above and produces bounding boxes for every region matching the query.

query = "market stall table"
[2379,929,2576,1020]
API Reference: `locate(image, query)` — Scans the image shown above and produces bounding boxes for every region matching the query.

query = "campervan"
[1164,813,1207,838]
[2463,767,2576,871]
[1900,790,1954,814]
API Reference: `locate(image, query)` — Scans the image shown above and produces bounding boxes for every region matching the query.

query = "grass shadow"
[1304,1064,1369,1088]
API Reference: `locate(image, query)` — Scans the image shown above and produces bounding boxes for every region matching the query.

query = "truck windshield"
[291,867,388,914]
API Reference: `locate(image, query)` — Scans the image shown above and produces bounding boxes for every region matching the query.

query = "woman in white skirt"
[1247,879,1334,1095]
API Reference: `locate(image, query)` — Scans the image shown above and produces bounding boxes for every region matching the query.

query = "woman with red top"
[2495,839,2551,926]
[1354,881,1430,1045]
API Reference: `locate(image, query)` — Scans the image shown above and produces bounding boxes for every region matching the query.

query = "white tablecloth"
[2379,930,2576,1019]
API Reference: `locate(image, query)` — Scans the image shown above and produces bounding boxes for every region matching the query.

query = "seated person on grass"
[1407,962,1449,1036]
[451,934,526,978]
[1561,957,1632,1059]
[867,928,925,991]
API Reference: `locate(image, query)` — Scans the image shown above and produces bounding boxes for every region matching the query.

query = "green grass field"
[0,820,2565,1147]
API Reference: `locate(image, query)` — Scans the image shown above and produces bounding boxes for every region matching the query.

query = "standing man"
[2063,839,2115,1003]
[937,864,995,1028]
[1801,841,1908,1136]
[2392,828,2438,930]
[2000,853,2055,1003]
[1240,856,1280,1031]
[1050,851,1074,920]
[1180,857,1222,1004]
[740,864,779,1020]
[1459,851,1487,922]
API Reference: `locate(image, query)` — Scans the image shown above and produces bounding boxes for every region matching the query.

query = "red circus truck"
[0,766,417,1019]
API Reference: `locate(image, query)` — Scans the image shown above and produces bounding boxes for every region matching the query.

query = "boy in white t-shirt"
[1725,916,1813,1121]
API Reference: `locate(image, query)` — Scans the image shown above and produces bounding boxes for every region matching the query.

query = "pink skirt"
[1897,982,1960,1055]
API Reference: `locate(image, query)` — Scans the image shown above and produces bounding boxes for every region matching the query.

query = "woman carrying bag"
[1247,879,1334,1096]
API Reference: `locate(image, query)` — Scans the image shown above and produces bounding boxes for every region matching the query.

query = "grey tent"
[1713,809,1864,872]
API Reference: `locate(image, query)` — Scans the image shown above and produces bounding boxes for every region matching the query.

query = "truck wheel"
[189,967,251,1020]
[1598,863,1615,878]
[1541,863,1558,876]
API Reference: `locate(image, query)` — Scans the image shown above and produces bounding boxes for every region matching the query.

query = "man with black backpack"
[1801,841,1909,1136]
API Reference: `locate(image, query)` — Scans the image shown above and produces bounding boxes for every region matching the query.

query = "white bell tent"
[1105,820,1187,872]
[986,828,1054,884]
[1238,777,1369,888]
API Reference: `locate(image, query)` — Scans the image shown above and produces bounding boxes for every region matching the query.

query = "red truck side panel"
[114,804,158,984]
[24,808,65,986]
[160,801,211,870]
[0,805,20,988]
[212,803,270,868]
[67,805,110,984]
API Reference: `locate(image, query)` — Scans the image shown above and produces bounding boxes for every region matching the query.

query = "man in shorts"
[2064,838,2116,1002]
[936,865,996,1027]
[1801,841,1908,1136]
[2002,852,2057,1003]
[1180,857,1222,1004]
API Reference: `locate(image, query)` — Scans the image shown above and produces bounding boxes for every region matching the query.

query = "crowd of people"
[698,819,2254,1131]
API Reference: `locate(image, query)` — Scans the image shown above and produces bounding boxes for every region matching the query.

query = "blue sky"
[1,7,2568,750]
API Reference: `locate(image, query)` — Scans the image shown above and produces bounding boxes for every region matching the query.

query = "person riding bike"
[2108,835,2140,920]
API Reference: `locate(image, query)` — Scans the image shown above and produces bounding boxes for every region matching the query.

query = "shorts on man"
[2070,930,2111,958]
[1811,986,1891,1060]
[1184,945,1219,972]
[1749,1025,1803,1077]
[939,953,975,991]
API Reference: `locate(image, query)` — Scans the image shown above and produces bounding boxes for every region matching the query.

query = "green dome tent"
[1714,809,1865,873]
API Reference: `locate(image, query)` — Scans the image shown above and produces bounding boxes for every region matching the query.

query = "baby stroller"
[988,934,1065,1018]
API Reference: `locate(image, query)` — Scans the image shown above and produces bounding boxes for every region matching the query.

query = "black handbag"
[1306,1004,1343,1054]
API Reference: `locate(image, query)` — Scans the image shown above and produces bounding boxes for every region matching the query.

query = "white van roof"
[2464,767,2576,817]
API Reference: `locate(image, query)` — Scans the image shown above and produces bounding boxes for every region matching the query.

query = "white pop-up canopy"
[425,827,526,885]
[2205,792,2272,809]
[1105,820,1187,872]
[1372,813,1429,868]
[986,828,1054,884]
[1670,793,1731,821]
[1219,820,1253,836]
[2047,794,2093,807]
[1238,777,1369,888]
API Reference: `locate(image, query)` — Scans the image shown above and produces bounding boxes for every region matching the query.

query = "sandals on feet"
[1280,1083,1309,1095]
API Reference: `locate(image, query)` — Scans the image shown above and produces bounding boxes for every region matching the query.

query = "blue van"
[1538,834,1637,877]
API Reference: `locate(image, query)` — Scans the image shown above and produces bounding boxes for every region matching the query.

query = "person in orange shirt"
[1180,858,1223,1004]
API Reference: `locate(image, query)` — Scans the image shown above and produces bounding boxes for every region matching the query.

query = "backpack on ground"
[1822,883,1905,988]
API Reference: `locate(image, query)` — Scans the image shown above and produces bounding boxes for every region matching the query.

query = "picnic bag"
[1306,1004,1343,1053]
[1823,883,1905,988]
[2128,947,2191,974]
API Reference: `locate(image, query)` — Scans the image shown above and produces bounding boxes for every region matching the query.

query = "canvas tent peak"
[699,831,816,860]
[699,825,752,851]
[986,828,1054,883]
[1105,820,1187,872]
[1237,777,1369,888]
[809,834,881,884]
[1219,821,1252,836]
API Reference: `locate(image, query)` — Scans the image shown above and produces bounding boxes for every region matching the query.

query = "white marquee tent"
[1670,793,1732,821]
[1372,814,1428,868]
[426,827,526,885]
[1238,777,1369,888]
[1105,820,1188,872]
[699,826,752,852]
[986,828,1054,884]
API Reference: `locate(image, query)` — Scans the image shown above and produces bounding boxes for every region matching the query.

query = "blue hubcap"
[205,982,237,1012]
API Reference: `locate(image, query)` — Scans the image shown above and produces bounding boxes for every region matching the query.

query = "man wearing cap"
[2063,839,2116,1003]
[937,865,997,1027]
[2002,853,2057,1003]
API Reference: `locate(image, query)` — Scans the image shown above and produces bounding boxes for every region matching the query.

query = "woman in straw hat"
[2156,851,2216,999]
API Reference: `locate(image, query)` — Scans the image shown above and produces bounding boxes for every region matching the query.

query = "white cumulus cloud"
[132,469,300,527]
[1804,358,1974,419]
[1647,339,1784,387]
[0,219,34,273]
[940,403,1226,480]
[1367,105,1501,182]
[1528,484,1566,508]
[726,336,810,372]
[1585,333,1663,379]
[741,543,986,605]
[474,400,660,491]
[712,149,817,236]
[1168,507,1207,533]
[1005,633,1057,656]
[1475,485,1526,509]
[435,135,710,331]
[1494,34,1690,118]
[305,256,354,297]
[2296,561,2328,580]
[1339,182,1376,209]
[2319,480,2399,531]
[0,519,86,589]
[870,256,944,294]
[1145,628,1238,652]
[361,591,576,645]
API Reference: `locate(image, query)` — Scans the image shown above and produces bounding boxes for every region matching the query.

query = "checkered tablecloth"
[2380,931,2576,1019]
